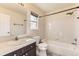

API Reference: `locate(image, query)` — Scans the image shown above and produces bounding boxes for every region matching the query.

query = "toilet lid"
[38,43,48,47]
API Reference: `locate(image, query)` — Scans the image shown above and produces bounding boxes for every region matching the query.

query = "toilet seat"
[38,43,48,50]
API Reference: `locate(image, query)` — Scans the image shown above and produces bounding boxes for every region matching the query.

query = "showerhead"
[66,12,74,15]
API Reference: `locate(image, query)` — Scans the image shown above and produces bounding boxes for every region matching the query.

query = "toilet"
[33,36,48,56]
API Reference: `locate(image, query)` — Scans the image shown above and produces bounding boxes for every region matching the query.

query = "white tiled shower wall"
[45,7,79,44]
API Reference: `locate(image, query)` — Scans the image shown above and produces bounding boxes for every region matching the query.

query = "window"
[30,12,38,30]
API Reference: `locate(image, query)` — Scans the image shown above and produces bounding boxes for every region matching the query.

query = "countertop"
[0,38,36,56]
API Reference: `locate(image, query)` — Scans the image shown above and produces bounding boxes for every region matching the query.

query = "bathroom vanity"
[0,38,36,56]
[4,42,36,56]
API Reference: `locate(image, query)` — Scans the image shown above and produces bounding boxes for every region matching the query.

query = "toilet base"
[39,51,47,56]
[36,49,47,56]
[36,42,48,56]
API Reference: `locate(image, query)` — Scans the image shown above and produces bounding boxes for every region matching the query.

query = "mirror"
[0,3,27,37]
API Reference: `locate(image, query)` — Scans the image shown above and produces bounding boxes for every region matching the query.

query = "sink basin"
[6,41,25,46]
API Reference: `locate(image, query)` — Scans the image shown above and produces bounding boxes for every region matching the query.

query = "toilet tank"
[33,36,40,45]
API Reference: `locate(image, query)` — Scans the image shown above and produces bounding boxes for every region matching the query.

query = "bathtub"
[47,40,79,56]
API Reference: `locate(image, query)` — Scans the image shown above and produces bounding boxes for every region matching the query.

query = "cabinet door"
[25,48,36,56]
[0,13,10,36]
[4,52,15,56]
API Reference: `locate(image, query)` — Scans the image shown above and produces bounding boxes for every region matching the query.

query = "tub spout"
[72,42,77,45]
[72,38,77,45]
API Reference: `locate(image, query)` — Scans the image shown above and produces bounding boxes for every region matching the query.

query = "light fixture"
[66,12,74,15]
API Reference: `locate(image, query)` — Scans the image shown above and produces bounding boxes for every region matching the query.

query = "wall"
[0,6,26,41]
[25,4,45,39]
[45,8,79,44]
[0,4,45,41]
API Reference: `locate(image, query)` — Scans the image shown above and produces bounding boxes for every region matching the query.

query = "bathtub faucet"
[72,38,77,45]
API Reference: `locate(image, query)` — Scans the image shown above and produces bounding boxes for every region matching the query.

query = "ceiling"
[0,3,76,14]
[33,3,76,13]
[0,3,27,15]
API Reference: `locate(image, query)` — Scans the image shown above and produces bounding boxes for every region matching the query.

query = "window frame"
[30,12,39,30]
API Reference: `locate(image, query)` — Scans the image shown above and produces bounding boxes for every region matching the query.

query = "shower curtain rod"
[39,6,79,18]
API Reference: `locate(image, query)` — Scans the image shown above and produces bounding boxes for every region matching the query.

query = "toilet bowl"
[37,43,48,56]
[33,36,48,56]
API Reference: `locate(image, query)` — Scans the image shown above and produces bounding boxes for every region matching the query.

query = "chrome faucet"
[72,38,77,45]
[15,36,18,41]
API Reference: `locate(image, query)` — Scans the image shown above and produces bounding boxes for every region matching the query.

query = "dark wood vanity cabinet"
[4,42,36,56]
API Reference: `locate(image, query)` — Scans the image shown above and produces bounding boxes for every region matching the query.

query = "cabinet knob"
[23,55,25,56]
[31,46,33,48]
[25,53,28,56]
